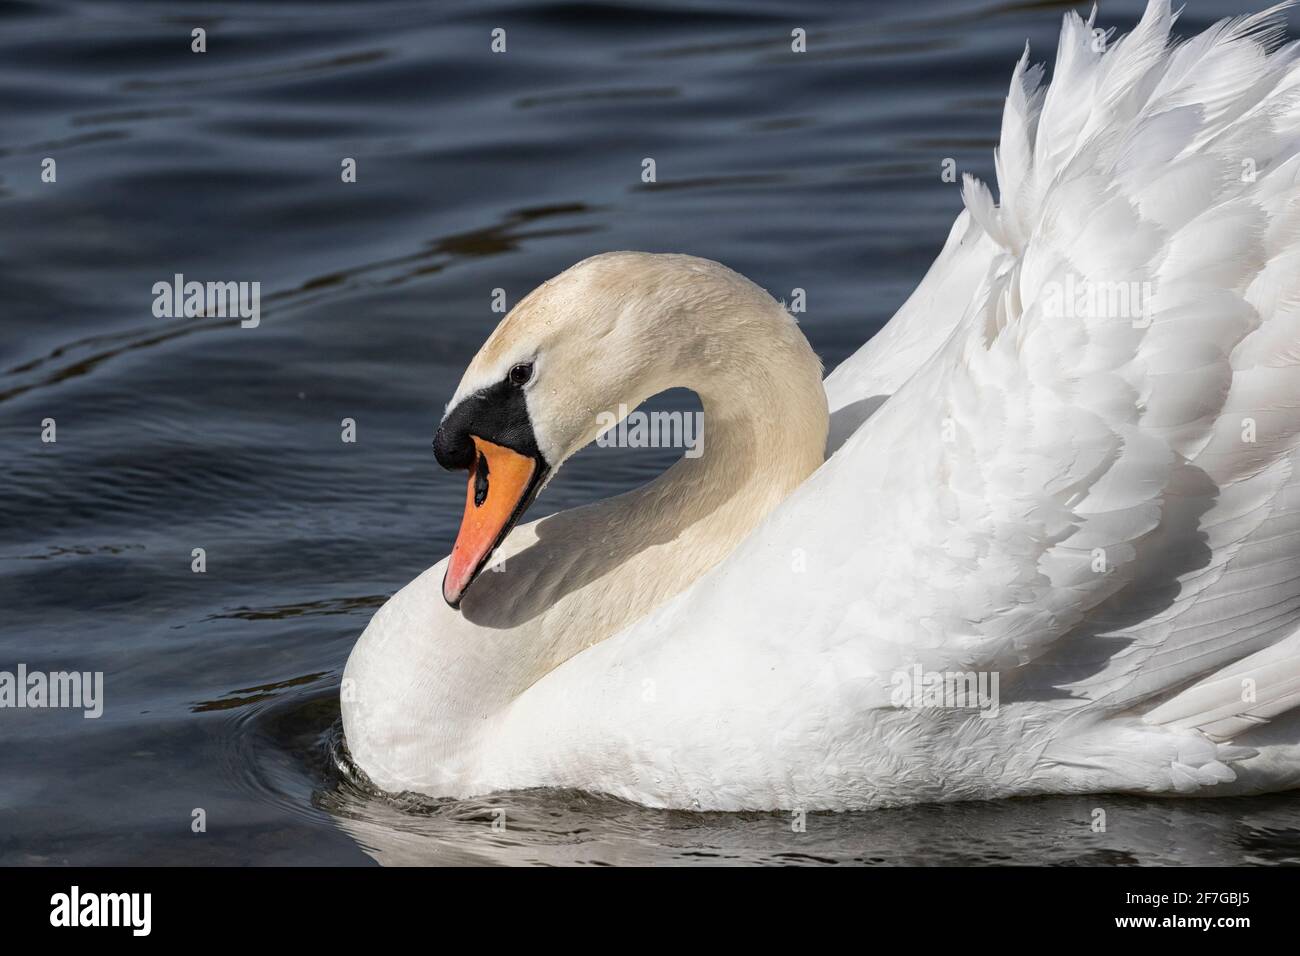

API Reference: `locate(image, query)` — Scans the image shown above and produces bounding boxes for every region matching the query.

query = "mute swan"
[343,0,1300,810]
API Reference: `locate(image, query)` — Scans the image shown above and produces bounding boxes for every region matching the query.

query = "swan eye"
[508,363,533,386]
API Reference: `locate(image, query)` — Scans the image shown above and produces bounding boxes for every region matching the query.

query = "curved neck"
[646,323,830,551]
[464,295,829,646]
[345,293,829,788]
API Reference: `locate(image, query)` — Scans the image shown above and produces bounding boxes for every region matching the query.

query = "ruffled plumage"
[347,0,1300,809]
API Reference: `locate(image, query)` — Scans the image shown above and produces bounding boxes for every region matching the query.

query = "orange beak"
[442,436,543,607]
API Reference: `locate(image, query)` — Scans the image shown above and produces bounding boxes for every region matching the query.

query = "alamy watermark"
[50,886,150,936]
[1041,274,1154,327]
[890,664,1000,718]
[152,273,260,328]
[0,664,103,718]
[595,403,704,458]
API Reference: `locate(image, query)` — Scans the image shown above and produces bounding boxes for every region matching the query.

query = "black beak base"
[434,377,543,472]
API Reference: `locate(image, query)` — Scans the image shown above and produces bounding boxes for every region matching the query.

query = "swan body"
[344,0,1300,810]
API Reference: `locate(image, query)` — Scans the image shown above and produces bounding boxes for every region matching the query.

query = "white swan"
[343,0,1300,810]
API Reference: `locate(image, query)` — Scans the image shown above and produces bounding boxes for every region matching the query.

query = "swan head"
[432,250,801,608]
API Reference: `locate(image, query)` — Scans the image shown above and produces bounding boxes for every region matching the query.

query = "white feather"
[345,0,1300,809]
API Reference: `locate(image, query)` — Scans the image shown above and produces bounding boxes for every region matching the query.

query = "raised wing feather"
[853,1,1300,729]
[760,0,1300,729]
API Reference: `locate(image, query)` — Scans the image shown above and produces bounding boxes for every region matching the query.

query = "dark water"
[2,0,1297,865]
